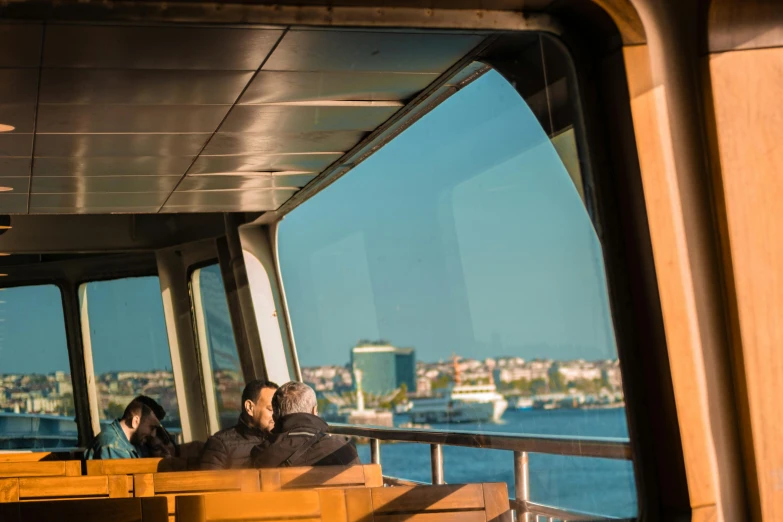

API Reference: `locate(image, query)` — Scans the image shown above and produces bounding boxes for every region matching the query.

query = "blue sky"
[0,69,617,376]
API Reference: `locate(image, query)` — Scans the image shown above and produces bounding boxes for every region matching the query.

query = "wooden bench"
[86,457,189,476]
[364,483,512,522]
[0,451,81,462]
[134,469,260,520]
[0,497,168,522]
[0,460,81,478]
[0,474,132,502]
[174,483,512,522]
[176,488,359,522]
[259,464,382,490]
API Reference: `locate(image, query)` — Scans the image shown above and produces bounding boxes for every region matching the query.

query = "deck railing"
[329,423,634,522]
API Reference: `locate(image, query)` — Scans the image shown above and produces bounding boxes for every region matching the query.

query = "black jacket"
[251,413,360,468]
[199,415,269,470]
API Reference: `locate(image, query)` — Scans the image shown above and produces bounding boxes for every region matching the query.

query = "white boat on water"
[409,383,508,423]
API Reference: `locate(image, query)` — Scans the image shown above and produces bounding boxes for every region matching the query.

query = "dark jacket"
[199,415,269,470]
[251,413,360,468]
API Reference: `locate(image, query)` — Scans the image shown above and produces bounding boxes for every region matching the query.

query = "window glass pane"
[82,276,180,432]
[193,264,244,430]
[278,64,635,518]
[0,285,77,449]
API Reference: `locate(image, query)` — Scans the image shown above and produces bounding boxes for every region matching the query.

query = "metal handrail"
[328,423,632,460]
[328,423,633,522]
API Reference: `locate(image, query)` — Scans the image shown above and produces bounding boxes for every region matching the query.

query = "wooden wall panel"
[708,45,783,522]
[622,42,720,511]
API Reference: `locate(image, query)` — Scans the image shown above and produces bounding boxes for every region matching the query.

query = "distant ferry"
[408,383,508,424]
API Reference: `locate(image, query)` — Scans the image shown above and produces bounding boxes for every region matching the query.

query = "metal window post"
[370,438,381,465]
[514,451,530,522]
[430,443,444,485]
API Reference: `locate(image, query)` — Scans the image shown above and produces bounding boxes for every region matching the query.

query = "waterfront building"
[350,342,415,396]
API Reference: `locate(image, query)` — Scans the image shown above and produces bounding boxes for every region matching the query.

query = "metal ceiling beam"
[0,2,558,32]
[0,214,228,253]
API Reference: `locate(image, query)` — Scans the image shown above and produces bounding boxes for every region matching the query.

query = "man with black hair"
[199,379,279,470]
[86,398,162,460]
[133,395,177,458]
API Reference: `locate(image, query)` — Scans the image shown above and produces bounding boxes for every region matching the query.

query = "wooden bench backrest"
[0,451,81,462]
[0,496,168,522]
[175,489,351,522]
[0,460,81,478]
[174,483,512,522]
[260,464,383,491]
[0,474,132,502]
[134,469,260,520]
[360,483,511,522]
[86,457,189,476]
[0,452,54,463]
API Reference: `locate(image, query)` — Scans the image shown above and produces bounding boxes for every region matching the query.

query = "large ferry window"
[0,284,76,449]
[277,58,636,517]
[80,276,181,433]
[191,264,245,430]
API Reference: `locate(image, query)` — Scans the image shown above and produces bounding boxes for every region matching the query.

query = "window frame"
[0,279,82,450]
[266,31,680,520]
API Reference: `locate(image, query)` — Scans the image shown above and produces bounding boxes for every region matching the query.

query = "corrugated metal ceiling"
[0,23,485,214]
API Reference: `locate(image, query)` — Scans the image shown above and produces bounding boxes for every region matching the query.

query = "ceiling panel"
[0,193,29,214]
[33,157,193,177]
[189,153,342,174]
[264,30,484,73]
[32,206,162,214]
[164,188,298,211]
[0,24,43,68]
[0,134,33,157]
[31,192,169,209]
[221,105,397,133]
[44,25,284,70]
[177,173,314,191]
[34,134,209,157]
[40,69,255,105]
[202,131,366,156]
[0,70,40,104]
[32,176,181,194]
[0,177,31,192]
[239,71,438,104]
[0,105,37,133]
[0,158,32,177]
[36,105,230,134]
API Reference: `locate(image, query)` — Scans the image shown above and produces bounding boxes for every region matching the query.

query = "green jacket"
[85,419,142,460]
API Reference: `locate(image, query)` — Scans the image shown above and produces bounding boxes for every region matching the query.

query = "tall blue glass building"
[350,343,415,396]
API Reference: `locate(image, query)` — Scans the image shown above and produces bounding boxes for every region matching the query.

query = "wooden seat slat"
[0,496,167,522]
[0,474,132,502]
[375,513,486,522]
[262,464,382,491]
[176,489,336,522]
[87,457,189,476]
[0,460,81,478]
[0,452,54,463]
[173,483,512,522]
[371,483,486,512]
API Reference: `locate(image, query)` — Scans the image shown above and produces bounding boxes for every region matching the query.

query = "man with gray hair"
[251,381,360,468]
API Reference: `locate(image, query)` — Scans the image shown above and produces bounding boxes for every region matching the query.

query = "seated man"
[199,379,279,469]
[86,398,162,459]
[251,381,360,468]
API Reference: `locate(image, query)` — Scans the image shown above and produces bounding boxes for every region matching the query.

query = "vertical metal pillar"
[514,451,530,522]
[370,438,381,466]
[430,443,444,485]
